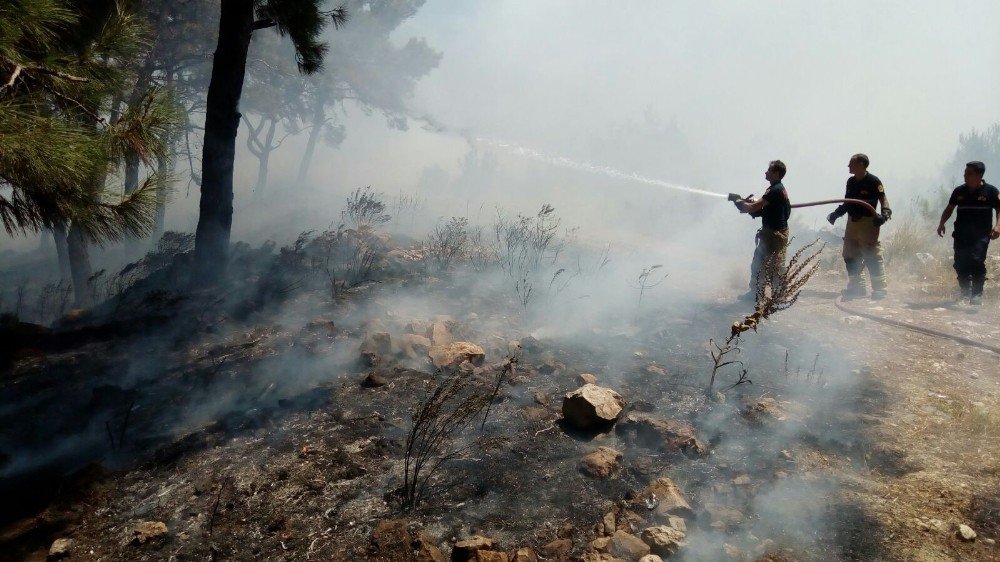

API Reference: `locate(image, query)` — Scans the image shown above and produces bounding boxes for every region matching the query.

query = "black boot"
[970,275,986,306]
[958,276,971,302]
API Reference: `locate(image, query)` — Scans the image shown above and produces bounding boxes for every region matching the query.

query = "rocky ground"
[0,235,997,562]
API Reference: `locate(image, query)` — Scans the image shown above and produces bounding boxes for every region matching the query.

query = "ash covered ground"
[1,214,997,562]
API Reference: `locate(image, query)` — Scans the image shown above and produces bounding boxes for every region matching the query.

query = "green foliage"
[0,0,178,240]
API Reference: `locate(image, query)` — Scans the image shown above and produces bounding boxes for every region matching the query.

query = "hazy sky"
[396,1,1000,199]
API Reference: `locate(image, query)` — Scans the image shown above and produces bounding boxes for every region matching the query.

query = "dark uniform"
[829,173,889,292]
[748,182,791,293]
[947,182,1000,298]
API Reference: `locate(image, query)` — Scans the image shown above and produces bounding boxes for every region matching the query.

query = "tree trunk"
[193,0,255,284]
[254,118,277,196]
[154,148,171,240]
[52,223,70,281]
[67,223,93,308]
[39,228,53,253]
[296,90,328,185]
[154,72,176,240]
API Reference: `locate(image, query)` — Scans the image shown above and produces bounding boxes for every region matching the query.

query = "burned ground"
[1,233,998,562]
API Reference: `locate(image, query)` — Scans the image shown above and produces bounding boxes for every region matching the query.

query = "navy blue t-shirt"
[948,182,1000,238]
[760,182,791,230]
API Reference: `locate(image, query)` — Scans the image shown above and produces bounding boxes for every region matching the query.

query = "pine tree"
[193,0,347,284]
[0,0,178,306]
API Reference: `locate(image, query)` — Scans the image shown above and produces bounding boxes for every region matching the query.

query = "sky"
[392,0,1000,201]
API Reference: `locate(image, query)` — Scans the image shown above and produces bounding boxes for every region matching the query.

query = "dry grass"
[936,397,1000,437]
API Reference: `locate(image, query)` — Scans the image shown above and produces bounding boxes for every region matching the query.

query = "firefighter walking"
[936,161,1000,305]
[827,153,892,299]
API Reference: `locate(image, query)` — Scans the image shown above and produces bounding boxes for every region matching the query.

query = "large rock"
[430,342,485,369]
[400,334,433,358]
[416,534,446,562]
[510,548,538,562]
[452,536,496,562]
[615,414,705,456]
[540,538,572,559]
[431,322,453,346]
[640,526,686,557]
[580,554,625,562]
[562,384,626,429]
[47,538,73,560]
[637,478,695,521]
[371,519,412,559]
[131,521,168,545]
[360,332,392,366]
[580,447,623,479]
[608,530,650,560]
[471,552,508,562]
[957,524,977,542]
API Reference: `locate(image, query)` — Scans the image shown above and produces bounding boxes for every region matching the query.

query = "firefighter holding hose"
[731,160,791,302]
[936,161,1000,305]
[827,153,892,300]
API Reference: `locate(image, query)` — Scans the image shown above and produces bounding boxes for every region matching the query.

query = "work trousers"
[953,234,990,278]
[843,216,886,290]
[749,226,788,293]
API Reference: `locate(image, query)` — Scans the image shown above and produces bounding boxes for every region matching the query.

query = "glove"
[827,205,847,225]
[873,207,891,227]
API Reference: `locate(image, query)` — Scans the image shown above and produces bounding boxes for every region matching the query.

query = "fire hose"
[834,296,1000,355]
[728,195,1000,355]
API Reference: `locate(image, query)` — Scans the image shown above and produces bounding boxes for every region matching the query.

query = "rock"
[562,384,626,429]
[741,397,787,426]
[510,547,538,562]
[705,505,744,529]
[47,538,73,560]
[430,342,486,369]
[638,556,664,562]
[538,360,564,374]
[519,336,542,352]
[400,334,433,358]
[304,319,337,335]
[957,524,977,541]
[407,320,432,338]
[722,543,745,560]
[416,534,446,562]
[579,373,598,385]
[371,520,412,558]
[361,332,392,366]
[362,372,388,388]
[580,553,625,562]
[589,536,612,551]
[581,447,623,479]
[603,512,617,535]
[540,538,572,558]
[452,536,496,562]
[471,552,508,562]
[666,517,686,533]
[732,475,751,486]
[637,478,695,521]
[640,526,686,557]
[615,414,705,456]
[131,521,168,545]
[431,322,453,346]
[643,364,667,376]
[609,530,650,560]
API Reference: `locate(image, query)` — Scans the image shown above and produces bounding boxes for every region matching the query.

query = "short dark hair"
[768,160,787,179]
[850,153,870,168]
[966,161,986,176]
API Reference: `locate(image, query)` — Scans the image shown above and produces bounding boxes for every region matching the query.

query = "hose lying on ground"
[834,296,1000,356]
